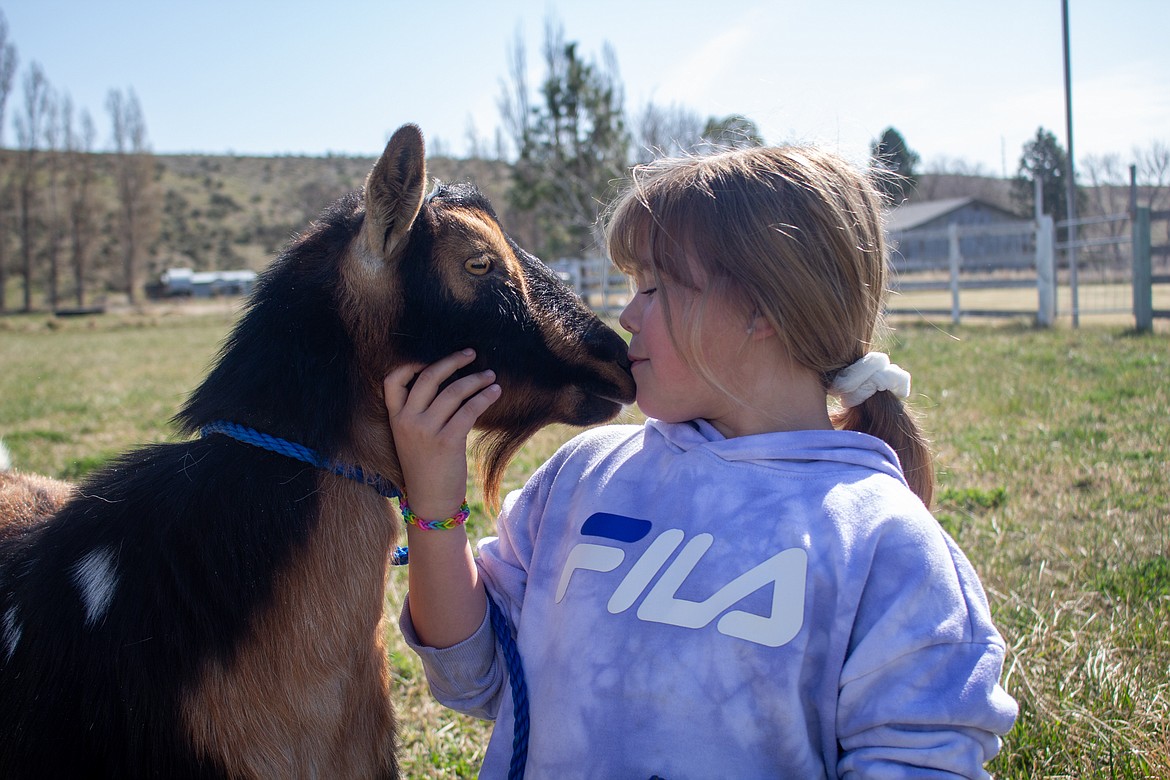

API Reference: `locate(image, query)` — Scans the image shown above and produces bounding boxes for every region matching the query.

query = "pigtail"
[832,393,934,507]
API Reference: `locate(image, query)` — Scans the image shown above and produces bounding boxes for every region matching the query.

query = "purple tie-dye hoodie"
[401,418,1018,779]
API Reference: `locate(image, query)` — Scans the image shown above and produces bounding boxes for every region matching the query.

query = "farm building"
[887,197,1033,271]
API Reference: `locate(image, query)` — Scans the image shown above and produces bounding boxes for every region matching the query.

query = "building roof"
[885,196,1020,233]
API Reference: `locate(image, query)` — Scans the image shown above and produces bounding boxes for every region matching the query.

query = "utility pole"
[1062,0,1079,327]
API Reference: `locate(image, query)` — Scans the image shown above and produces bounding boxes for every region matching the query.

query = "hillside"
[145,156,1020,276]
[150,153,516,275]
[0,148,1031,311]
[0,148,518,311]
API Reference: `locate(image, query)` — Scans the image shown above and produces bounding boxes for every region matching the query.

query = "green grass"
[0,306,240,476]
[2,308,1168,777]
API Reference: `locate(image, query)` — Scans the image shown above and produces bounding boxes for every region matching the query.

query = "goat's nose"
[585,323,628,359]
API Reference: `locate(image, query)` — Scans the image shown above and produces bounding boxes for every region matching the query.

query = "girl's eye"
[641,287,657,297]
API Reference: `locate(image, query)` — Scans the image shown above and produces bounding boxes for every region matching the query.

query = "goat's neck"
[183,413,401,776]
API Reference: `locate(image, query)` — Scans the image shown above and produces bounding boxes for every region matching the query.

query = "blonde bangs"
[604,188,653,278]
[605,157,716,289]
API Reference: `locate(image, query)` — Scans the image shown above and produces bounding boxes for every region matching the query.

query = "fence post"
[948,223,961,325]
[1132,206,1153,332]
[1036,215,1056,327]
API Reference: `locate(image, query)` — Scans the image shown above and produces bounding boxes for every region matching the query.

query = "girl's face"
[618,269,748,430]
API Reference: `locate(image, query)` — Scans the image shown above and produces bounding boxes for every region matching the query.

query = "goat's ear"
[364,124,426,259]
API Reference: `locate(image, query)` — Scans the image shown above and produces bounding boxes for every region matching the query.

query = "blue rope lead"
[199,420,529,779]
[385,551,529,779]
[486,590,530,780]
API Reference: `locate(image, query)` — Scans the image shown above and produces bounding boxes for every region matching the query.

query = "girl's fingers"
[383,349,475,416]
[404,349,477,408]
[380,352,502,522]
[424,370,498,432]
[383,349,499,438]
[383,361,427,416]
[442,381,502,435]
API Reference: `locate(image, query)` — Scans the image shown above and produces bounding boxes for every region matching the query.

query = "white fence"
[556,211,1165,330]
[888,219,1054,325]
[889,213,1162,328]
[548,257,629,316]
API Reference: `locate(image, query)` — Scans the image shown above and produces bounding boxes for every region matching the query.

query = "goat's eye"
[465,256,493,276]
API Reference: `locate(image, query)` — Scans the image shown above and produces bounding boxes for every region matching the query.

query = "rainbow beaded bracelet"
[399,496,471,531]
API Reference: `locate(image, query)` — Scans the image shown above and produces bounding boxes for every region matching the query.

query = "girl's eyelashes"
[641,287,657,297]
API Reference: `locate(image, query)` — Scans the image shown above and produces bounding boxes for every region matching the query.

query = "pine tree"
[506,22,629,260]
[869,127,920,202]
[1012,127,1071,221]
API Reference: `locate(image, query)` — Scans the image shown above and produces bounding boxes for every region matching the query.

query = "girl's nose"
[618,296,638,334]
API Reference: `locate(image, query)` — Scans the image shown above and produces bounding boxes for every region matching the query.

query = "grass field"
[1,306,1167,778]
[889,279,1170,329]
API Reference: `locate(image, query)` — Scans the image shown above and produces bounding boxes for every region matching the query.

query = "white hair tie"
[830,352,912,408]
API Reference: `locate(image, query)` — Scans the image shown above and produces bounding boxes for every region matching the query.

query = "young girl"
[384,146,1017,778]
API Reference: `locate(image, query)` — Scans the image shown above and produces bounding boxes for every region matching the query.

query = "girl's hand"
[383,349,501,522]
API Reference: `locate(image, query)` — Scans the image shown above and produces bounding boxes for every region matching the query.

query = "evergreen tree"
[869,127,920,202]
[506,22,629,260]
[1012,126,1073,222]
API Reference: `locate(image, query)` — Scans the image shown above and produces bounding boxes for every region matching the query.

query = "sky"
[3,0,1168,177]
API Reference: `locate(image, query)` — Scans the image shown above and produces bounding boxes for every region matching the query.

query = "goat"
[0,123,635,778]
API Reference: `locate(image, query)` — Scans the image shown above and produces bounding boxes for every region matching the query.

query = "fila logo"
[555,513,808,648]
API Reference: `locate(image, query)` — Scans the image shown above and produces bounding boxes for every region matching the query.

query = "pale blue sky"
[4,0,1168,175]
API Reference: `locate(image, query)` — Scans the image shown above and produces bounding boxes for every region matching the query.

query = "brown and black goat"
[0,123,635,778]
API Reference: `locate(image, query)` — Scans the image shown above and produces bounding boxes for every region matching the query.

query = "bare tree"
[1134,141,1169,211]
[107,87,157,304]
[633,101,705,163]
[496,26,531,163]
[1080,153,1129,265]
[1133,141,1170,247]
[923,156,994,178]
[63,94,97,307]
[43,89,65,309]
[14,62,49,312]
[1081,153,1127,209]
[0,11,16,312]
[464,115,485,159]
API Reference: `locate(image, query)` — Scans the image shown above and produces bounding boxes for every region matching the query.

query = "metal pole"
[949,223,961,326]
[1034,172,1043,222]
[1062,0,1079,327]
[1129,164,1137,216]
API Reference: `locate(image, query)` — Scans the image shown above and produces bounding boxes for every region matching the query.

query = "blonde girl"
[385,145,1017,778]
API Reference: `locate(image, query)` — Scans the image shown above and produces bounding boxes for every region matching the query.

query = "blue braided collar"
[200,420,402,500]
[199,421,408,566]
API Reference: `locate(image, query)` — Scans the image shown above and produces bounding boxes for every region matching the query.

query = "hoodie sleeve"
[396,449,563,721]
[398,597,504,720]
[836,520,1018,779]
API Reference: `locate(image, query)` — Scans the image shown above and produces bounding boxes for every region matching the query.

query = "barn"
[887,197,1032,271]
